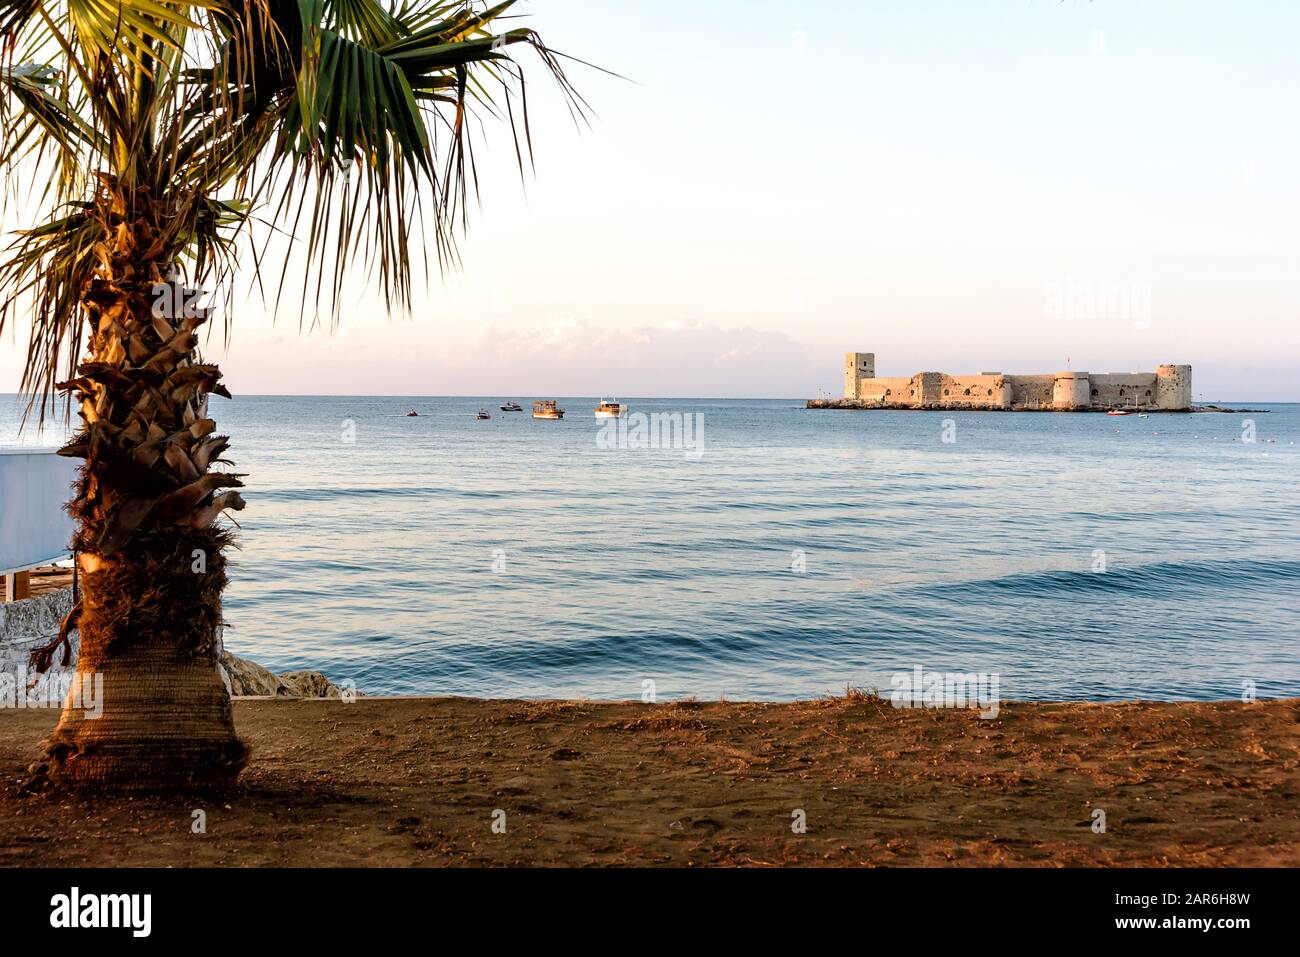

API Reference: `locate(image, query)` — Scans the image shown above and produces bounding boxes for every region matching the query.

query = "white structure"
[1,449,76,597]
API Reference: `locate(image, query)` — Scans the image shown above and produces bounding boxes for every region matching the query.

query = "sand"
[0,696,1296,867]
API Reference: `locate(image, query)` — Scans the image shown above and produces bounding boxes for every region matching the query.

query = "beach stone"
[278,670,347,699]
[217,650,286,696]
[218,652,349,699]
[1,585,347,700]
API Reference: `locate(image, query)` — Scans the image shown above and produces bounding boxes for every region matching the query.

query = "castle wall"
[914,372,943,406]
[856,376,915,404]
[935,374,1010,408]
[1089,373,1158,409]
[1007,375,1055,409]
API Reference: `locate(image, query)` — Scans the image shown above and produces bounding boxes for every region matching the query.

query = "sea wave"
[928,557,1300,602]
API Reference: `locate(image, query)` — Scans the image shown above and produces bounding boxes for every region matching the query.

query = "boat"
[594,398,628,419]
[405,411,420,417]
[1107,409,1132,417]
[500,401,523,412]
[476,410,491,420]
[532,400,565,420]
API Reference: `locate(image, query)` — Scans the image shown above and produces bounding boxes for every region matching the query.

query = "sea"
[3,395,1298,702]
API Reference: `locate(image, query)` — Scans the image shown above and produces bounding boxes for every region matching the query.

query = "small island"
[812,353,1195,412]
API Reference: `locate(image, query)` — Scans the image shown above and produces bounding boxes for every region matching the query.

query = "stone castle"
[837,354,1192,411]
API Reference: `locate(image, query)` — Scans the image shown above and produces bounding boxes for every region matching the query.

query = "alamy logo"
[150,270,226,323]
[596,412,705,459]
[1043,277,1151,328]
[50,887,151,937]
[0,668,102,718]
[890,665,1000,719]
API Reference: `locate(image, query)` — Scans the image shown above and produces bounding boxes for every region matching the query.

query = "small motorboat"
[1107,409,1133,417]
[594,398,628,419]
[533,400,565,420]
[476,410,491,420]
[406,411,420,417]
[500,401,523,412]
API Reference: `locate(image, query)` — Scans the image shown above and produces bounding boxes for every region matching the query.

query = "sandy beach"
[1,695,1296,867]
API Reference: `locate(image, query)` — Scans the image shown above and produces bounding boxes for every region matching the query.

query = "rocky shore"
[0,586,349,700]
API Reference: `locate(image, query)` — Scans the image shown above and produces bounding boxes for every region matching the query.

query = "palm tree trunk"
[29,183,248,791]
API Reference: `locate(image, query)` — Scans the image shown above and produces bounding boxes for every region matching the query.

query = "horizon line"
[3,392,1294,404]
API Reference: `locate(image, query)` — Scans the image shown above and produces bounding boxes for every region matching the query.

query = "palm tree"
[0,0,580,790]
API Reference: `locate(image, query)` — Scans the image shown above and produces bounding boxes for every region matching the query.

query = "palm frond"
[324,0,404,45]
[0,0,591,418]
[65,0,200,67]
[0,204,104,422]
[260,0,582,322]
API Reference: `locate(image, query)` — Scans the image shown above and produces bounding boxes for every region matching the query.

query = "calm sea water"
[3,395,1298,702]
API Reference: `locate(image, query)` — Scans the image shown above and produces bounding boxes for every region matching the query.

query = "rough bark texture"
[28,181,248,791]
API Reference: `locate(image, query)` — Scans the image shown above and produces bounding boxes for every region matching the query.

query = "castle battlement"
[828,354,1191,411]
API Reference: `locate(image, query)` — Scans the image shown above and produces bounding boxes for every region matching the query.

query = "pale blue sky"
[3,0,1298,399]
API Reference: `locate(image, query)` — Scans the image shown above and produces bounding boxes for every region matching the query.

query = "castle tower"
[1155,364,1192,410]
[1053,371,1091,410]
[844,353,875,399]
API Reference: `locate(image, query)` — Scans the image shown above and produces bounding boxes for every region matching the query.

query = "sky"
[2,0,1298,400]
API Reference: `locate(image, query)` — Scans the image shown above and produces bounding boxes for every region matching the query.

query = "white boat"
[533,400,565,420]
[594,398,628,419]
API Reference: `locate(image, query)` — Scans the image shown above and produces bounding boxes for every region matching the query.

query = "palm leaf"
[66,0,201,66]
[0,0,590,419]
